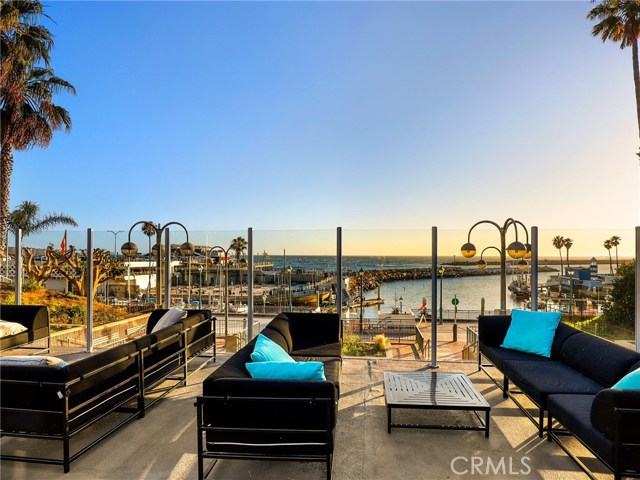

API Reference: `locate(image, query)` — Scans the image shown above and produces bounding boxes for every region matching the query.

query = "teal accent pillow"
[246,361,326,381]
[501,309,561,358]
[612,367,640,389]
[250,334,294,363]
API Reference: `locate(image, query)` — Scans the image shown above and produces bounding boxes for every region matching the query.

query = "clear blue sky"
[9,1,638,254]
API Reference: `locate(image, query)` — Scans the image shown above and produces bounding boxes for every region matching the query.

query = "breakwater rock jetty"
[346,265,555,293]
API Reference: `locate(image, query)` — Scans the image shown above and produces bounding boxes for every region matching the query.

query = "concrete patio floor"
[1,352,611,480]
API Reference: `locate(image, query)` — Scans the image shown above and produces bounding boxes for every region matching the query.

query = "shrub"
[22,279,42,292]
[373,334,390,353]
[342,335,364,356]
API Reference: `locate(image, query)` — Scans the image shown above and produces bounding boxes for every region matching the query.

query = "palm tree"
[230,237,247,262]
[604,238,614,274]
[141,221,156,301]
[0,1,74,255]
[8,200,77,236]
[552,235,565,274]
[609,235,621,270]
[563,238,574,271]
[588,1,640,158]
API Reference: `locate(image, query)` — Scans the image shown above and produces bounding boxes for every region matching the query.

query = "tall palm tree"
[141,221,156,301]
[552,235,565,274]
[0,0,74,255]
[604,238,614,274]
[563,238,574,271]
[8,200,77,236]
[588,1,640,158]
[230,237,247,262]
[609,235,621,270]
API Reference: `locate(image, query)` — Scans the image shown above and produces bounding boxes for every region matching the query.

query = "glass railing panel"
[537,226,635,345]
[252,229,337,319]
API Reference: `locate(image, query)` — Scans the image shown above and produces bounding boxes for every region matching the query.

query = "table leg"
[387,407,391,433]
[485,410,490,438]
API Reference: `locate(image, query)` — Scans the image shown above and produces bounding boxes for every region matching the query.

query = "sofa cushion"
[261,327,292,354]
[246,361,326,381]
[548,394,614,466]
[503,360,603,408]
[291,342,342,358]
[590,388,640,448]
[263,316,293,351]
[0,355,67,366]
[0,320,28,337]
[559,332,640,388]
[250,334,294,363]
[480,343,550,371]
[501,310,561,358]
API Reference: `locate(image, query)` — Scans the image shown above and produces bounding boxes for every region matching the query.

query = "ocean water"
[263,255,610,317]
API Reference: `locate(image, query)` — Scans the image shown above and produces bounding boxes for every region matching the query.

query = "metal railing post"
[635,226,639,353]
[248,227,254,340]
[430,226,438,368]
[531,226,539,311]
[86,228,94,353]
[14,229,22,305]
[337,227,342,325]
[164,228,171,309]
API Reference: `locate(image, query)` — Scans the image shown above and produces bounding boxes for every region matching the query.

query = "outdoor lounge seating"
[0,308,215,473]
[478,314,640,479]
[196,311,342,480]
[0,304,50,353]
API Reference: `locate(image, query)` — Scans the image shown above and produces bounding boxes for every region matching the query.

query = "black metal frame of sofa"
[548,407,640,480]
[138,316,216,414]
[195,394,335,480]
[0,352,143,473]
[0,314,216,473]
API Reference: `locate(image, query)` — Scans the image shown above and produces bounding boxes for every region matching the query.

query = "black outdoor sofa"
[0,304,50,353]
[0,308,215,473]
[478,314,640,480]
[196,311,342,480]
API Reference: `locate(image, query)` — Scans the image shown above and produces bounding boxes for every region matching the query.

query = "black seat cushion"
[480,343,549,371]
[503,360,603,408]
[548,394,614,466]
[291,342,342,358]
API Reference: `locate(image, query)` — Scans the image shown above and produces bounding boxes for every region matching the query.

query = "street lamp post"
[208,245,233,337]
[461,218,530,314]
[121,221,194,309]
[568,268,574,317]
[438,266,445,325]
[108,230,124,258]
[399,296,403,314]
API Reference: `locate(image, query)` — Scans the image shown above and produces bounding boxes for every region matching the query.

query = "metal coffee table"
[384,371,491,437]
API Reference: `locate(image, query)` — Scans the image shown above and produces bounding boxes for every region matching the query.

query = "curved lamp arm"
[466,219,502,242]
[480,246,502,260]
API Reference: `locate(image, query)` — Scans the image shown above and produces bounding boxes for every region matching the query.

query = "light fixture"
[121,242,138,257]
[506,240,527,259]
[179,242,195,257]
[477,259,487,270]
[524,243,532,259]
[460,242,476,258]
[517,259,528,270]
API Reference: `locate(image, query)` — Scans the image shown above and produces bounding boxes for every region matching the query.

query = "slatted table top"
[384,371,490,410]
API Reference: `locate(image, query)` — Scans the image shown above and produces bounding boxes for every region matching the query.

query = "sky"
[8,0,639,256]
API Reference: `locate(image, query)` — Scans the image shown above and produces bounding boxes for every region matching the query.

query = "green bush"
[342,335,364,356]
[22,280,42,292]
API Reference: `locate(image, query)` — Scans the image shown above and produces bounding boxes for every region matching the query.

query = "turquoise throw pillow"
[246,361,326,381]
[501,309,561,358]
[250,334,294,363]
[612,367,640,389]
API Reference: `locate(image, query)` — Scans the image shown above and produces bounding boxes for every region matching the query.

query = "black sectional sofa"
[0,308,215,473]
[0,304,50,353]
[478,314,640,479]
[196,311,342,480]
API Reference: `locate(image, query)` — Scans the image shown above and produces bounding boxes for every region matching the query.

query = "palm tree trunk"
[614,245,619,270]
[558,249,564,276]
[608,250,613,274]
[566,248,570,270]
[0,145,13,256]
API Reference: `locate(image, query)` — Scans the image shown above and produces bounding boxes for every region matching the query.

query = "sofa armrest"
[478,315,511,347]
[591,388,640,442]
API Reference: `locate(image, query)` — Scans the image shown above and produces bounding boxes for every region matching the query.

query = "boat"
[291,291,331,306]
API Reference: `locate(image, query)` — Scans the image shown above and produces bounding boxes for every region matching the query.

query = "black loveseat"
[478,314,640,479]
[0,308,215,473]
[196,311,342,480]
[0,304,50,353]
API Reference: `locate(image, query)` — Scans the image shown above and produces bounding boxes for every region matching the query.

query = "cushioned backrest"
[146,309,168,334]
[478,315,511,346]
[286,312,340,348]
[560,332,640,387]
[550,322,581,359]
[0,305,48,330]
[628,359,640,374]
[261,326,291,353]
[263,315,293,351]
